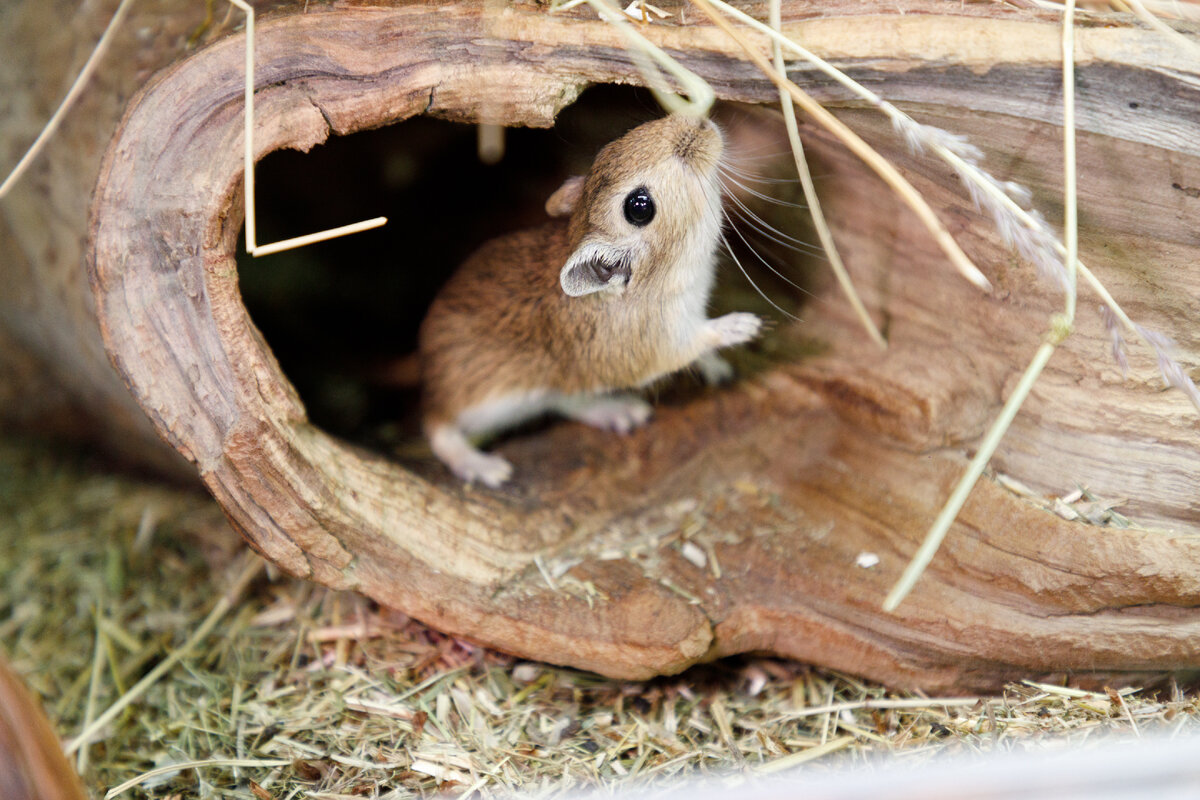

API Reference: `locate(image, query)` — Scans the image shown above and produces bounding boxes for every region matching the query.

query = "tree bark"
[9,0,1200,690]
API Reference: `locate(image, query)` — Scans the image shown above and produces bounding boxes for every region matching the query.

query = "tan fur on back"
[418,115,726,430]
[420,222,671,424]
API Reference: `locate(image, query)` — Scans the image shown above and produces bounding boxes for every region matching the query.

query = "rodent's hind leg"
[428,424,513,488]
[693,352,734,385]
[556,393,652,434]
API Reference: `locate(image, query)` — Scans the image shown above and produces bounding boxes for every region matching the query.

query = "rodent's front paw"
[707,312,763,349]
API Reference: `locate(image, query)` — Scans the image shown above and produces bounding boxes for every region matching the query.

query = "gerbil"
[418,114,761,487]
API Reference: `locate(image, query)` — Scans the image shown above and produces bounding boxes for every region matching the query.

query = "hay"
[2,433,1197,798]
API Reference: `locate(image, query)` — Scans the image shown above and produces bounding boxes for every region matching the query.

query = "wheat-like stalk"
[768,0,886,349]
[554,0,715,117]
[693,0,1198,415]
[885,0,1081,611]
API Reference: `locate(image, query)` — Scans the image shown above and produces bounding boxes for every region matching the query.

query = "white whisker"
[717,167,807,208]
[722,190,824,257]
[720,231,802,322]
[721,142,796,163]
[724,211,811,295]
[718,159,801,184]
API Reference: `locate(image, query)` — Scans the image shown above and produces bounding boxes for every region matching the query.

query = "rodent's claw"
[707,312,763,349]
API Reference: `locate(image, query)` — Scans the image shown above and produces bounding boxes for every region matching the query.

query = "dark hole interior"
[238,86,819,466]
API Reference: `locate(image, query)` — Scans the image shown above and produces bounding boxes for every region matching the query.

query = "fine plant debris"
[3,435,1198,798]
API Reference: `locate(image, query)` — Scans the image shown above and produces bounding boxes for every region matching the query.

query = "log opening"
[238,86,813,452]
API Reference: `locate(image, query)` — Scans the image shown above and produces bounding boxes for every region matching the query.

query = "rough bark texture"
[8,0,1200,691]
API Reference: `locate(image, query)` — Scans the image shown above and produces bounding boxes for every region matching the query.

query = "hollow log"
[5,0,1199,691]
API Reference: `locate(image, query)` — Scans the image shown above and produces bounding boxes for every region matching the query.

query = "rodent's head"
[555,115,724,299]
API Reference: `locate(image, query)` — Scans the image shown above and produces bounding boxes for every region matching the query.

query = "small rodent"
[419,114,762,487]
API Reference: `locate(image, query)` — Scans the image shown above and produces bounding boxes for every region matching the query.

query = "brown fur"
[420,223,668,426]
[418,115,731,432]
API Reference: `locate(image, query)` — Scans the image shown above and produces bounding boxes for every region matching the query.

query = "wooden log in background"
[0,0,211,477]
[0,654,87,800]
[3,0,1199,691]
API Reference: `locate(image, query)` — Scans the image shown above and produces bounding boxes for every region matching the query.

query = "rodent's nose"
[680,114,715,132]
[672,115,722,164]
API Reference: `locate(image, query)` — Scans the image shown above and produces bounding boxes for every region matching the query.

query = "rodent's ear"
[559,244,631,297]
[545,175,585,217]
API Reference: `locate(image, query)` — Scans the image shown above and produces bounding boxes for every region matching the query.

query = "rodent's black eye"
[623,187,656,227]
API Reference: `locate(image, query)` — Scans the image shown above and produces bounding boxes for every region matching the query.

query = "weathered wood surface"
[7,0,1199,690]
[0,0,308,471]
[0,0,208,474]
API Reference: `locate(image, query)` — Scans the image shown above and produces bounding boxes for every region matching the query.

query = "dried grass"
[3,434,1199,799]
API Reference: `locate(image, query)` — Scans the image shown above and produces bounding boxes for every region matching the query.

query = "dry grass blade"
[225,0,386,256]
[689,0,993,293]
[884,0,1083,611]
[1062,0,1081,324]
[0,0,133,198]
[479,0,510,164]
[755,735,855,773]
[63,553,264,757]
[555,0,715,117]
[75,614,106,776]
[1135,0,1200,20]
[882,341,1059,611]
[104,758,292,799]
[1124,0,1200,54]
[788,697,984,717]
[767,0,886,349]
